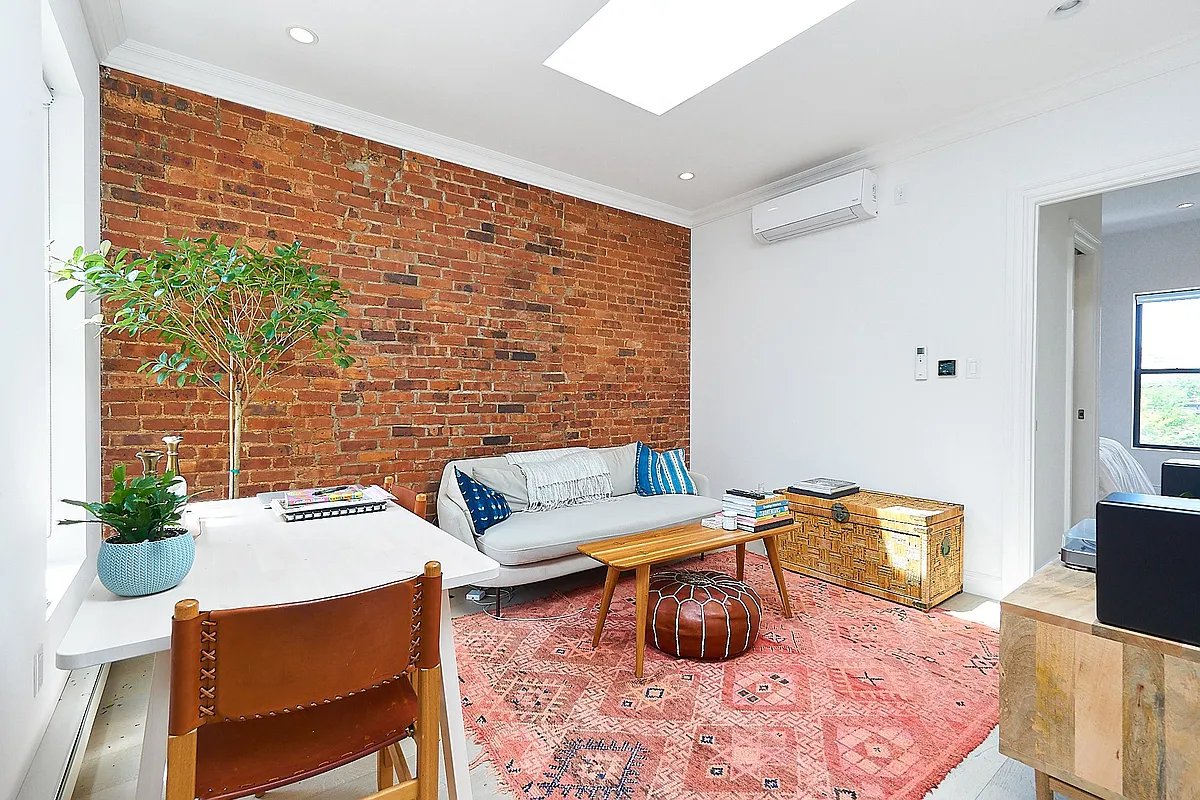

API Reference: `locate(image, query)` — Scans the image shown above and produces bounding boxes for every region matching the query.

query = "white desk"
[57,497,499,800]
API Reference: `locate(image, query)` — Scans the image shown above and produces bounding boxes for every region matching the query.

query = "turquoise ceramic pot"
[97,530,195,597]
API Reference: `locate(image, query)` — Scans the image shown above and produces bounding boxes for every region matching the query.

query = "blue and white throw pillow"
[455,468,511,536]
[635,442,697,496]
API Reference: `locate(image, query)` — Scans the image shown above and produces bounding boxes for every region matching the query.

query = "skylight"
[544,0,858,115]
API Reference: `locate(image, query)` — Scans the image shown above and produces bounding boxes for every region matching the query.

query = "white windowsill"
[45,531,87,620]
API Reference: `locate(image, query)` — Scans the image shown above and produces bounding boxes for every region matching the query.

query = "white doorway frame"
[1004,147,1200,593]
[1066,220,1101,531]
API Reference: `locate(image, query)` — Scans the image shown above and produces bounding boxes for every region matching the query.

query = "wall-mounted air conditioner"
[751,169,878,243]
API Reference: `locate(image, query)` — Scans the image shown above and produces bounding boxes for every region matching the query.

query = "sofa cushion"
[636,442,696,496]
[472,465,529,512]
[439,448,580,514]
[455,468,511,536]
[597,443,637,496]
[477,493,722,566]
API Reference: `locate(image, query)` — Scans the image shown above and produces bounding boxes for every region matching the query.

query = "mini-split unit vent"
[752,169,878,243]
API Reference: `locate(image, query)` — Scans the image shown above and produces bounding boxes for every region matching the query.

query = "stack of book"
[722,489,794,533]
[271,484,391,522]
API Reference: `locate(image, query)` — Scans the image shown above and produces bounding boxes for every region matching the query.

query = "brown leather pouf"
[647,569,762,660]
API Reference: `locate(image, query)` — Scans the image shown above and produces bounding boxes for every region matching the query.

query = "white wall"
[692,56,1200,599]
[1098,219,1200,488]
[1,0,99,795]
[0,0,56,791]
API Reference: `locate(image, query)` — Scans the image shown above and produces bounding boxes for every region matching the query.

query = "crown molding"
[1071,219,1102,255]
[77,0,125,61]
[102,40,693,228]
[690,32,1200,227]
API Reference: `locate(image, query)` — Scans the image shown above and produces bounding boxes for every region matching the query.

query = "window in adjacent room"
[1134,288,1200,452]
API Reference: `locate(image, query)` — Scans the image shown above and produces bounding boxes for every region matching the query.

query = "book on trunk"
[787,478,860,499]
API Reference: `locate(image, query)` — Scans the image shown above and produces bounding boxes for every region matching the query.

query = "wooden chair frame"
[383,476,428,519]
[166,563,442,800]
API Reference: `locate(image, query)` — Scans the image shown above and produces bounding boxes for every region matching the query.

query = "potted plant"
[60,464,199,597]
[52,237,356,497]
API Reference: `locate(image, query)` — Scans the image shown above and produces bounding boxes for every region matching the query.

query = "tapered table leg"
[593,567,621,648]
[135,650,171,800]
[634,565,650,678]
[735,543,746,580]
[437,590,472,800]
[762,536,793,618]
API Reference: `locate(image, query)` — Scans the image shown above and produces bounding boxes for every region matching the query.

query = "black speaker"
[1096,492,1200,647]
[1162,458,1200,499]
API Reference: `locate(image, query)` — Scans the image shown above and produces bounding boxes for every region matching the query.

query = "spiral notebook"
[270,485,393,522]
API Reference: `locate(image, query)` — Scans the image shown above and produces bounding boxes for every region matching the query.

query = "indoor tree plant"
[60,464,199,596]
[53,237,356,497]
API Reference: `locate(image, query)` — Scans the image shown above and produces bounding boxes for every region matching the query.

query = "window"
[43,24,95,617]
[1134,288,1200,451]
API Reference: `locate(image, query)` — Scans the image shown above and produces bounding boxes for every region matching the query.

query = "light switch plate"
[966,358,980,379]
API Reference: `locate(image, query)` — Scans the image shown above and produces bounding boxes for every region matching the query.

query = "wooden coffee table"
[579,520,796,678]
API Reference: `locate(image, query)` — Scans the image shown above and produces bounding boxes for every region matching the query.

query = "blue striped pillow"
[635,442,697,496]
[455,468,511,536]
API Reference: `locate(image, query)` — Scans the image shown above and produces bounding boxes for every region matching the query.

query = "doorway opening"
[1030,170,1200,573]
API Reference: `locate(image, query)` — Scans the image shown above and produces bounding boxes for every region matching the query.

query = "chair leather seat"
[195,678,417,800]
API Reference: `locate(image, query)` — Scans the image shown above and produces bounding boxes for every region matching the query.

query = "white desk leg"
[438,591,472,800]
[136,650,171,800]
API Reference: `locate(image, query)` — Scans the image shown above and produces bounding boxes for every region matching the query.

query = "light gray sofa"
[436,445,721,588]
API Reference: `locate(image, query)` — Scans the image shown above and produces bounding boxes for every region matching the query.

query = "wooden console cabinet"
[779,489,963,610]
[1000,562,1200,799]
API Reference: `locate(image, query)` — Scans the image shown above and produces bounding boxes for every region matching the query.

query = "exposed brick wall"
[99,69,691,505]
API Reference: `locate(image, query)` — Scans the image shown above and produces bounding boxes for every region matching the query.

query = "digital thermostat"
[937,359,957,377]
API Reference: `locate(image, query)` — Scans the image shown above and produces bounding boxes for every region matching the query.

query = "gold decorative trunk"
[779,489,964,611]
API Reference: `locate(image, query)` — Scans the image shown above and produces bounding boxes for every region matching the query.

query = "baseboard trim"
[963,570,1003,601]
[17,664,108,800]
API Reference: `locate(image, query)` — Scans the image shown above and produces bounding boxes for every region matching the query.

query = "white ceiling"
[86,0,1200,222]
[1104,172,1200,235]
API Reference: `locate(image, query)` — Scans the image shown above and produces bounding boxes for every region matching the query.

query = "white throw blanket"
[1098,436,1155,496]
[506,450,612,512]
[505,447,585,463]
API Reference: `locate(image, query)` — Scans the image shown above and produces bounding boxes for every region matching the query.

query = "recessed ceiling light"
[1049,0,1087,19]
[545,0,859,115]
[287,26,318,44]
[1179,202,1196,210]
[678,172,695,181]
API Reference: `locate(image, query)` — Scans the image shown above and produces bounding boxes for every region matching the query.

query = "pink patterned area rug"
[454,551,999,800]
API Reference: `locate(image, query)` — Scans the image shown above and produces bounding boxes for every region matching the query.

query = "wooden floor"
[69,569,1043,800]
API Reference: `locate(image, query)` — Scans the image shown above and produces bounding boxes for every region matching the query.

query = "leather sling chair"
[383,477,428,519]
[165,561,442,800]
